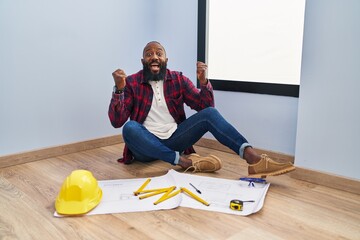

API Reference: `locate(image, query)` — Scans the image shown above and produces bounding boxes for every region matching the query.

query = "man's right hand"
[112,69,127,89]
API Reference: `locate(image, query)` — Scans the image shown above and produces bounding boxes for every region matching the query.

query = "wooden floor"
[0,143,359,239]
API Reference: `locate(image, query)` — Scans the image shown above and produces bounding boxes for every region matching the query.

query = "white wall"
[0,0,154,155]
[295,0,360,180]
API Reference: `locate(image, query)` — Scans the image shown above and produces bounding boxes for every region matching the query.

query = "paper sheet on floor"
[54,169,270,217]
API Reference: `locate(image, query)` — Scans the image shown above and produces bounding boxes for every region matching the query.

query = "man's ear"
[165,58,168,64]
[141,59,144,65]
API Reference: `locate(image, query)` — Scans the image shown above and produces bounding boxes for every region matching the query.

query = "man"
[108,41,295,177]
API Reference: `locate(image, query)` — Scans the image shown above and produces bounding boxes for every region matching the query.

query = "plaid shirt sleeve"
[108,91,131,128]
[108,73,137,128]
[164,71,214,123]
[177,72,214,111]
[183,75,214,111]
[108,71,152,128]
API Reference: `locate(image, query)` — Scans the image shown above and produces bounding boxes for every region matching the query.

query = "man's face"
[142,42,168,81]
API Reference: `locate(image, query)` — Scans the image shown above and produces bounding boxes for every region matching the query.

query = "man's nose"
[150,52,159,60]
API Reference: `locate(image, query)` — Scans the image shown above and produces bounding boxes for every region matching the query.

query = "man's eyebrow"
[144,47,164,52]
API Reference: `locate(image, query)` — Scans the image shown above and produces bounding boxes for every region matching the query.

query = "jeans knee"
[201,107,220,118]
[122,120,141,137]
[208,106,218,113]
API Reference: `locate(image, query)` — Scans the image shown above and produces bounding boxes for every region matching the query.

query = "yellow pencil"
[134,187,173,196]
[153,186,176,205]
[181,187,210,206]
[153,189,181,205]
[139,188,171,200]
[134,178,151,195]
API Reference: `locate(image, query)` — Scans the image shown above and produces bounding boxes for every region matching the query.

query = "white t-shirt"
[143,80,177,139]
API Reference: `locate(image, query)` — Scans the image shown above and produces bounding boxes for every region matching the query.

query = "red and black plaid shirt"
[108,69,214,163]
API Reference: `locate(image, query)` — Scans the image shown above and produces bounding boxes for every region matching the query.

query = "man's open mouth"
[150,63,160,72]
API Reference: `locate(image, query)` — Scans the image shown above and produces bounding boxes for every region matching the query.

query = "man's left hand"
[197,61,208,85]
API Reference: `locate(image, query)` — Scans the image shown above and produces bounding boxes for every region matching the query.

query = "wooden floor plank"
[0,143,359,240]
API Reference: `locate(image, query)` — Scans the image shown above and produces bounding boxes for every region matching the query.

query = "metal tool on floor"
[239,177,267,187]
[229,199,255,211]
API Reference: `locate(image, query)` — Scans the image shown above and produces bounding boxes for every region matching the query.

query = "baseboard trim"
[0,135,124,168]
[289,167,360,195]
[1,135,359,194]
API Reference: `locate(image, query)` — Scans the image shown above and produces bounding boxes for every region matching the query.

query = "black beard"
[143,62,167,82]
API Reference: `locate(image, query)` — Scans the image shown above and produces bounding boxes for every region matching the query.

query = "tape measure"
[230,199,243,211]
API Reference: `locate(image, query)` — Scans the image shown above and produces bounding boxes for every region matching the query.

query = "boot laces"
[261,154,270,169]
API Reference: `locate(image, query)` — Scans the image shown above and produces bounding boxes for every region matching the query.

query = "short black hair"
[143,41,166,56]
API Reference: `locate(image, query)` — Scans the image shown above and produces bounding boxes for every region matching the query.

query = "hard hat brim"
[55,188,102,215]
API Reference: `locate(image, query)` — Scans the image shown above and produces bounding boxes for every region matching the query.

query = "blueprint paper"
[168,170,270,216]
[54,170,270,217]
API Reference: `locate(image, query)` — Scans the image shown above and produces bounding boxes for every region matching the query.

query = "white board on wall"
[207,0,305,85]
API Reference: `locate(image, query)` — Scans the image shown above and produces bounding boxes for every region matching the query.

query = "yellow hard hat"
[55,170,102,215]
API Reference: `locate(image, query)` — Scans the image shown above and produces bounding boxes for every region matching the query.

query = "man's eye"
[145,52,163,57]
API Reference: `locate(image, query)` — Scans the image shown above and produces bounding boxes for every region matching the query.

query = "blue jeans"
[122,107,251,165]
